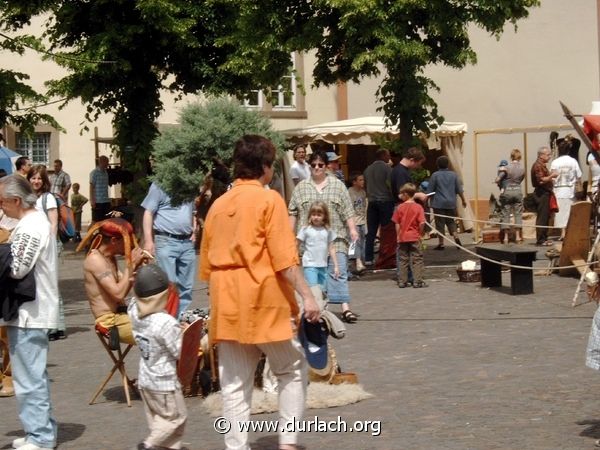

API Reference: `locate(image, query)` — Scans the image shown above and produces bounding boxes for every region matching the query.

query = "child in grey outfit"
[129,264,188,450]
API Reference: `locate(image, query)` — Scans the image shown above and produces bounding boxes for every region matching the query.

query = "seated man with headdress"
[79,218,144,344]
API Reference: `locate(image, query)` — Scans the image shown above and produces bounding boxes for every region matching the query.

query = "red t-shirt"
[392,201,425,243]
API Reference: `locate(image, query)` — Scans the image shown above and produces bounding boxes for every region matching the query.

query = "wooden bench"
[475,244,538,295]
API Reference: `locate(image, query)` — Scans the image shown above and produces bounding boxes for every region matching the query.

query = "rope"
[432,211,556,230]
[425,220,596,271]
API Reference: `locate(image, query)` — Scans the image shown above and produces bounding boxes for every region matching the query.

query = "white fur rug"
[202,383,373,416]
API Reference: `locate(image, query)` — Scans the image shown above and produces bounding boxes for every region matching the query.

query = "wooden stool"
[90,325,135,407]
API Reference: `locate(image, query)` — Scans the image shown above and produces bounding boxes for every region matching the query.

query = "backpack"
[42,193,76,243]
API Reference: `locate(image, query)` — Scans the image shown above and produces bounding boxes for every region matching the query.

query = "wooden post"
[473,131,480,238]
[523,132,529,195]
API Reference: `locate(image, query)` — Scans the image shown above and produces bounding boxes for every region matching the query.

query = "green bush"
[151,97,286,205]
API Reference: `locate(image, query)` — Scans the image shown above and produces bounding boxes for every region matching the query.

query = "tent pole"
[474,132,480,238]
[523,132,529,196]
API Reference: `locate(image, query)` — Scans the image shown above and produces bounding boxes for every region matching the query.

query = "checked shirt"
[288,173,355,253]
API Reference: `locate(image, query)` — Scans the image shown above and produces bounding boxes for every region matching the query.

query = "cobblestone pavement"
[2,235,600,449]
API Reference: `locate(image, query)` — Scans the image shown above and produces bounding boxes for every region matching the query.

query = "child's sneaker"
[413,281,428,288]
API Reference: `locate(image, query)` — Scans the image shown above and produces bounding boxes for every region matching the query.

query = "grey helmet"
[134,264,169,298]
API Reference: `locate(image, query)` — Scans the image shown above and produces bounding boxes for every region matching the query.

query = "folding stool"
[89,324,136,407]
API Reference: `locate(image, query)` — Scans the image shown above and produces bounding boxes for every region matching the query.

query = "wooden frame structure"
[472,123,573,236]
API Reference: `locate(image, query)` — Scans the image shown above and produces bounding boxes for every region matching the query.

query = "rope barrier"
[423,219,596,271]
[432,211,556,229]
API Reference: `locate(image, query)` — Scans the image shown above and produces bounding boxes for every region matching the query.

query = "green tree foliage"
[0,0,539,168]
[221,0,540,146]
[0,32,60,135]
[151,97,285,205]
[0,0,296,199]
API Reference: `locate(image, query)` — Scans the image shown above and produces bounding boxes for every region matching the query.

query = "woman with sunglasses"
[289,150,360,323]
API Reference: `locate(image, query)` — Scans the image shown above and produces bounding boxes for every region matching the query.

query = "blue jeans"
[349,224,366,262]
[155,235,197,318]
[327,251,350,304]
[303,266,328,293]
[8,327,57,449]
[365,201,395,263]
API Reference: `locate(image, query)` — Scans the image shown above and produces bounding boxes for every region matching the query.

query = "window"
[270,69,295,108]
[244,89,263,108]
[16,132,51,165]
[243,53,306,118]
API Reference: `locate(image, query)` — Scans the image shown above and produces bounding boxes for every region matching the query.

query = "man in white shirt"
[550,140,582,239]
[0,174,58,450]
[289,145,311,185]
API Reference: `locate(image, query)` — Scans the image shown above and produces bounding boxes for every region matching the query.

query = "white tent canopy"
[282,115,474,230]
[282,116,468,146]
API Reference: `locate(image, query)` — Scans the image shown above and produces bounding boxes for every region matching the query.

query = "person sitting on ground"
[392,183,427,288]
[129,264,188,450]
[427,155,467,250]
[80,218,144,344]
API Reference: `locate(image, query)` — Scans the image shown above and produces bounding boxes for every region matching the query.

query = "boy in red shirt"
[392,183,427,288]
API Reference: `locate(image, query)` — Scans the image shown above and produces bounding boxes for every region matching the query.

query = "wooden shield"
[177,318,204,387]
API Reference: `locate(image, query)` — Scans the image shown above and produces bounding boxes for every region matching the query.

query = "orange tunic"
[199,179,300,344]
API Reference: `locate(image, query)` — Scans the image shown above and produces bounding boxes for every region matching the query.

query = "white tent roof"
[282,116,468,146]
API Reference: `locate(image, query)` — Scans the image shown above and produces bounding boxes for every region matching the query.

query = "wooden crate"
[481,228,500,243]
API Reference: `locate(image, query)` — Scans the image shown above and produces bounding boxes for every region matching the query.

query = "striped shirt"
[288,174,355,253]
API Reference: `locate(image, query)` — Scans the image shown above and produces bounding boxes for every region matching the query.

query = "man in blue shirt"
[427,155,467,250]
[89,155,111,223]
[142,183,196,318]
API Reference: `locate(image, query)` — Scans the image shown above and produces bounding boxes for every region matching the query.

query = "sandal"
[342,310,358,323]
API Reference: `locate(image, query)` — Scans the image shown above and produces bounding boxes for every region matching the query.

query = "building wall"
[3,0,599,225]
[346,0,600,201]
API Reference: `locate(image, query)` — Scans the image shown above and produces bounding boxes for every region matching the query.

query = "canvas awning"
[282,116,468,146]
[0,146,20,174]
